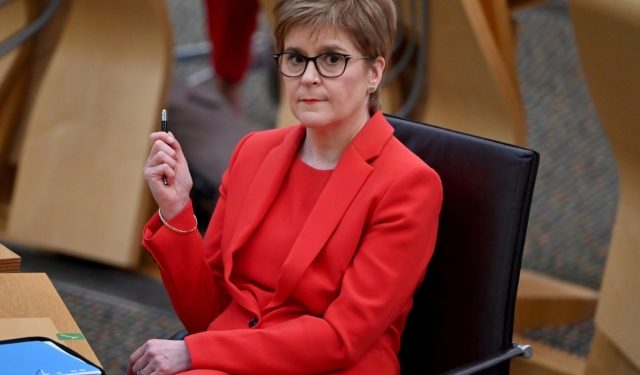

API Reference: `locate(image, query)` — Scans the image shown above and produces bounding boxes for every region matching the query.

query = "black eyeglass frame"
[273,52,370,78]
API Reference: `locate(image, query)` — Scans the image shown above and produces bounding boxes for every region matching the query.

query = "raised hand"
[143,131,193,220]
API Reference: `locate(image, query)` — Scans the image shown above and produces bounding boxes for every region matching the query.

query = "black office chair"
[388,114,537,374]
[170,114,538,374]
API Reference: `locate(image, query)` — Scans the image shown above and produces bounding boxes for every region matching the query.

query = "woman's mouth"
[300,98,322,104]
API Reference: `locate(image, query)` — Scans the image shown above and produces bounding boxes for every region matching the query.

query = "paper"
[0,339,101,375]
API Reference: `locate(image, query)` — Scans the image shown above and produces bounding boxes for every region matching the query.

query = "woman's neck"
[299,113,370,170]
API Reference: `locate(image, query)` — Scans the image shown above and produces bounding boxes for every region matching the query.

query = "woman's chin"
[293,110,332,128]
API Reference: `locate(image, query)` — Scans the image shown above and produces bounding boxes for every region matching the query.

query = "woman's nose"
[300,61,321,84]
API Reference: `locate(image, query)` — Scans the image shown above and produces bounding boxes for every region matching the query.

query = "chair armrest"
[439,342,533,375]
[169,330,532,374]
[168,329,188,341]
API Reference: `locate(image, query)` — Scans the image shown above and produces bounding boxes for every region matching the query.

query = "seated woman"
[128,0,442,374]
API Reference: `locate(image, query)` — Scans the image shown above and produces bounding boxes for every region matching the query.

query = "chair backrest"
[386,114,539,375]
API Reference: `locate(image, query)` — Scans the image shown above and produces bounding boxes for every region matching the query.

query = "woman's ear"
[368,56,386,88]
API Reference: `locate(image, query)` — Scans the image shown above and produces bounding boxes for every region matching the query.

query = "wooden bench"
[0,242,21,272]
[569,0,640,372]
[5,0,172,268]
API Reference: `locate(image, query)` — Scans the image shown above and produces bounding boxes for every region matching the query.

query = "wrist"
[158,206,198,234]
[159,199,189,221]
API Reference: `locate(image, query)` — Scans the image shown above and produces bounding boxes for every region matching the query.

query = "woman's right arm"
[141,131,230,332]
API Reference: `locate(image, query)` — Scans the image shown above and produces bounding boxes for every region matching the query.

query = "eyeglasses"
[273,52,369,78]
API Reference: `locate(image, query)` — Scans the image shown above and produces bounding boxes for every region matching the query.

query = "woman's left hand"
[127,339,191,375]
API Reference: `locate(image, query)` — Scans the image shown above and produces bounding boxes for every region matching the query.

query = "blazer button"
[248,317,259,328]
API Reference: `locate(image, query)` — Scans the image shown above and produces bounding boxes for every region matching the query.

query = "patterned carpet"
[515,0,616,292]
[54,281,183,374]
[507,1,615,358]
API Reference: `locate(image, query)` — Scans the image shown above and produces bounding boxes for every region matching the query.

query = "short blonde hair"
[273,0,397,114]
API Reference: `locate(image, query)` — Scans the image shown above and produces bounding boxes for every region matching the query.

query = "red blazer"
[143,112,443,375]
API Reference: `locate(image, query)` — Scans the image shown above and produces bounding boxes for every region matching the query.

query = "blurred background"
[0,0,638,374]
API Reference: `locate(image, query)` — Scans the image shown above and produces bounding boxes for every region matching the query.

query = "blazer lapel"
[268,112,394,308]
[222,126,305,312]
[226,126,305,256]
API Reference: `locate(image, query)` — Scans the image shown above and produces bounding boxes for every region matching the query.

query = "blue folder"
[0,338,102,375]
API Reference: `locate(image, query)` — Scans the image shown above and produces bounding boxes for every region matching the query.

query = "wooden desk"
[0,243,20,272]
[0,273,100,365]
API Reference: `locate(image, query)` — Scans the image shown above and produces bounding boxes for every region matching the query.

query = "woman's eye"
[322,53,343,65]
[287,54,306,65]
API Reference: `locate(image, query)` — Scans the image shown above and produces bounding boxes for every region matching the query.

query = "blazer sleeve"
[184,165,443,375]
[141,133,254,333]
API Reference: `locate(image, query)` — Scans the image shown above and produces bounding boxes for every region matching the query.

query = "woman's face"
[281,26,385,132]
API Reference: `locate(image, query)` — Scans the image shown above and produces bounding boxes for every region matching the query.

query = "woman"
[129,1,442,374]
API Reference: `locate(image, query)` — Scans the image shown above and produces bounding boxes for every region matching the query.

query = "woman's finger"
[144,164,176,186]
[128,344,147,374]
[146,150,178,171]
[149,139,177,161]
[149,131,181,151]
[163,131,183,153]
